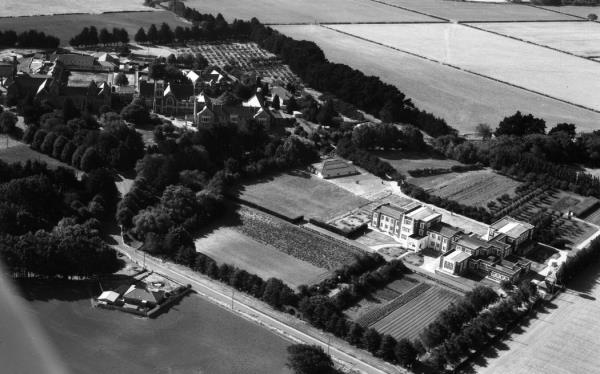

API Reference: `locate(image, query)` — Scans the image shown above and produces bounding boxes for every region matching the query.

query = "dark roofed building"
[320,158,359,179]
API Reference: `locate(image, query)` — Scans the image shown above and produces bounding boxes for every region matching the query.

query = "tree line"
[0,29,60,49]
[163,2,456,138]
[557,236,600,285]
[69,26,129,47]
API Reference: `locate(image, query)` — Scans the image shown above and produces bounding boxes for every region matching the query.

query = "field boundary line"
[524,3,593,22]
[363,0,450,22]
[319,24,600,115]
[463,22,600,64]
[266,21,448,26]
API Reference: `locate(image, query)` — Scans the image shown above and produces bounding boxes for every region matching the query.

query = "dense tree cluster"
[408,164,481,178]
[286,344,338,374]
[69,26,129,47]
[351,123,425,151]
[0,222,120,278]
[0,29,59,49]
[336,138,401,180]
[23,104,144,172]
[557,237,600,285]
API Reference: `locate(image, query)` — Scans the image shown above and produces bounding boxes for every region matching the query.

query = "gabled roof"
[52,53,96,69]
[164,83,194,100]
[98,291,120,303]
[444,250,471,263]
[321,158,358,179]
[376,203,407,220]
[429,222,462,238]
[187,70,201,83]
[406,206,439,222]
[243,94,264,108]
[123,285,163,304]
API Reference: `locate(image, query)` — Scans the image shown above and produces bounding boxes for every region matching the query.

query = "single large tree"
[114,72,129,87]
[134,27,147,44]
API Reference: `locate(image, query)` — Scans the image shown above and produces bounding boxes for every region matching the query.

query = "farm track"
[372,287,460,340]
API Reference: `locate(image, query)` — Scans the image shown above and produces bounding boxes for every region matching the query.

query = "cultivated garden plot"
[376,0,579,21]
[184,0,439,23]
[371,285,461,341]
[327,23,600,112]
[411,169,522,208]
[0,11,189,47]
[238,172,369,221]
[275,25,600,133]
[475,21,600,58]
[2,0,157,17]
[235,206,364,270]
[194,227,329,289]
[186,43,298,84]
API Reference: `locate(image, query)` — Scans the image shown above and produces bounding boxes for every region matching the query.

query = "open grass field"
[472,264,600,374]
[377,0,579,21]
[184,0,439,23]
[235,205,364,270]
[328,23,600,112]
[411,169,522,208]
[3,0,157,17]
[15,280,291,374]
[0,144,77,171]
[239,172,369,221]
[537,5,600,19]
[0,11,189,46]
[275,25,600,133]
[475,21,600,58]
[194,227,329,288]
[371,285,461,341]
[581,206,600,226]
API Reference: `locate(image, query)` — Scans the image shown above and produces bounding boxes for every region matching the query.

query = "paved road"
[468,264,600,374]
[111,236,404,374]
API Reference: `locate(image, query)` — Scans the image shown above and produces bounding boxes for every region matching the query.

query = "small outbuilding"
[319,159,359,179]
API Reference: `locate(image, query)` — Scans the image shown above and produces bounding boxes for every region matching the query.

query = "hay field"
[194,227,329,289]
[328,23,600,112]
[184,0,439,23]
[2,0,156,17]
[473,265,600,374]
[375,151,464,176]
[377,0,579,21]
[412,169,522,208]
[0,11,189,46]
[537,5,600,19]
[476,21,600,58]
[239,172,369,220]
[275,25,600,133]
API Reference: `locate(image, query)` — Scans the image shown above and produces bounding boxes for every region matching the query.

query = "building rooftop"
[321,159,358,178]
[491,216,534,239]
[406,206,440,222]
[375,203,409,220]
[429,222,462,237]
[445,250,471,263]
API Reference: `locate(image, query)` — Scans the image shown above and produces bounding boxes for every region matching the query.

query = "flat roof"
[491,216,534,238]
[406,206,439,221]
[445,250,471,263]
[377,204,406,220]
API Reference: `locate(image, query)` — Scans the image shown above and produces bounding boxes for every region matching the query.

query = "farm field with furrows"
[274,25,600,133]
[186,43,298,84]
[327,23,600,112]
[2,0,157,17]
[0,11,190,47]
[474,21,600,58]
[194,227,329,289]
[235,205,364,270]
[410,169,522,207]
[376,0,580,21]
[371,285,461,341]
[184,0,440,23]
[238,172,369,221]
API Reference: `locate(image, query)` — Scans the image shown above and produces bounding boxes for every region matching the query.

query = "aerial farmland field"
[411,169,522,208]
[327,23,600,112]
[275,25,600,133]
[239,172,369,221]
[537,5,600,19]
[475,21,600,58]
[194,227,329,288]
[372,285,460,341]
[376,0,579,21]
[2,0,156,17]
[0,11,190,47]
[184,0,440,23]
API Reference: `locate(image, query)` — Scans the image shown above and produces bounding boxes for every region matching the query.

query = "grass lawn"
[184,0,439,23]
[375,150,464,176]
[475,21,600,58]
[238,171,369,220]
[0,11,189,46]
[2,0,156,17]
[328,23,600,112]
[15,280,291,374]
[195,226,329,289]
[275,25,600,134]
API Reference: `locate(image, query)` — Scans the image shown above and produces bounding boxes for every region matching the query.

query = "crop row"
[235,206,363,270]
[356,282,431,327]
